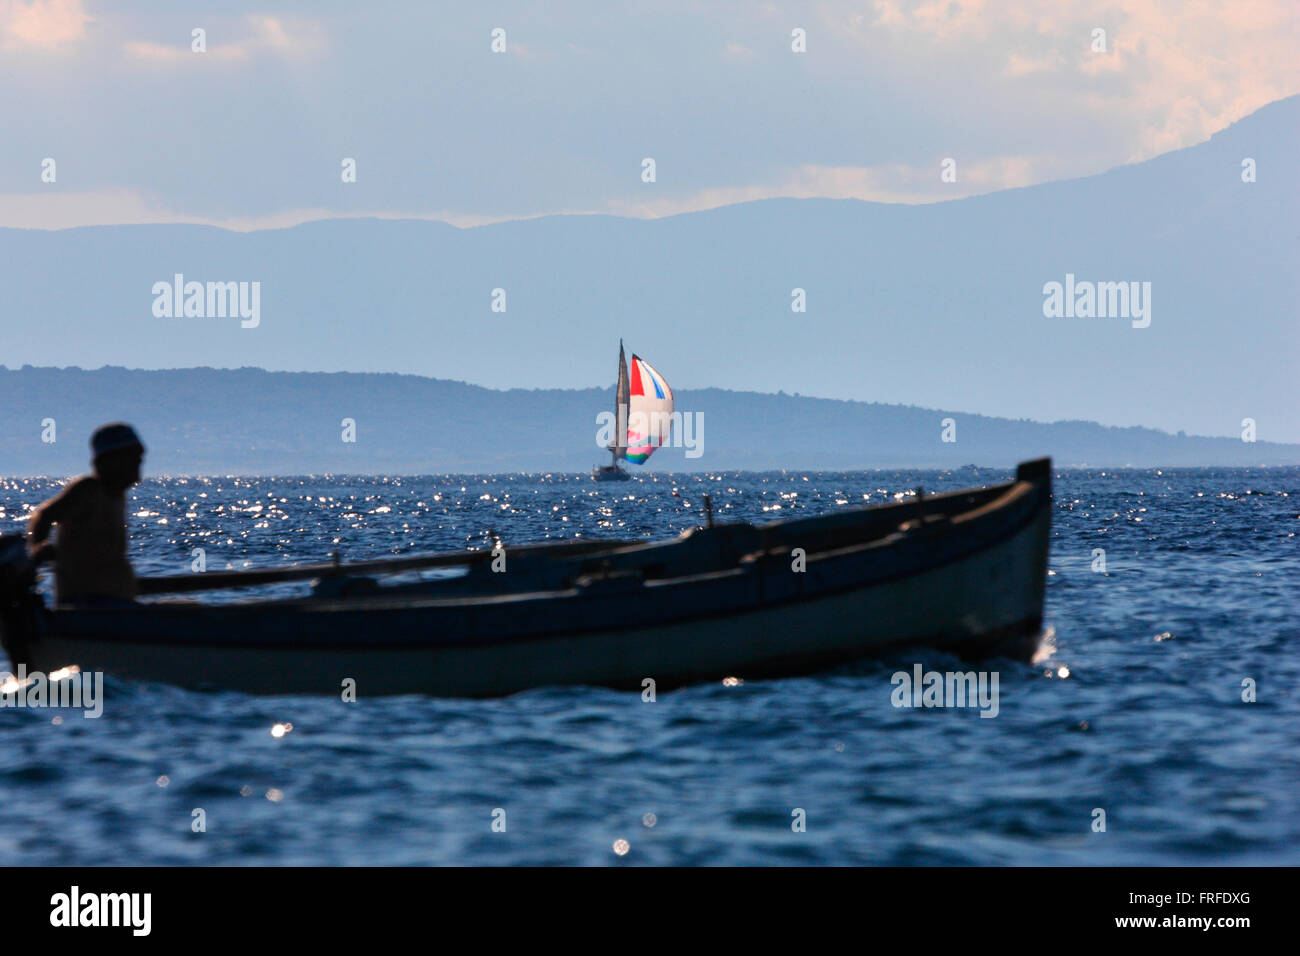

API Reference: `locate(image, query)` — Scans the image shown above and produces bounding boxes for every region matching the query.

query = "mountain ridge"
[1,365,1294,476]
[2,96,1295,443]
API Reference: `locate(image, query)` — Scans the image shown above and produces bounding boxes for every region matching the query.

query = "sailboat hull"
[7,460,1053,697]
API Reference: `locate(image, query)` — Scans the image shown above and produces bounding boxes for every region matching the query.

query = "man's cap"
[90,422,145,458]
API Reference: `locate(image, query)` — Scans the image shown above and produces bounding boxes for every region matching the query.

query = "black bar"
[1,866,1280,941]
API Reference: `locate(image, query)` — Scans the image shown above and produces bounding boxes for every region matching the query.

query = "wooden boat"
[0,459,1052,697]
[591,340,671,481]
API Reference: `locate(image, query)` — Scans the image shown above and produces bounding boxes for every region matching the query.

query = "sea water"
[1,467,1296,865]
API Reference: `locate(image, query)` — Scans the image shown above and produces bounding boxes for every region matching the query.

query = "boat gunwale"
[129,472,1022,597]
[39,473,1050,652]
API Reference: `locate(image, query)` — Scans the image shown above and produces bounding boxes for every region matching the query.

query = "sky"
[1,0,1296,230]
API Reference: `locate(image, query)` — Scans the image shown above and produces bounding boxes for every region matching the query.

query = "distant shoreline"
[3,366,1297,476]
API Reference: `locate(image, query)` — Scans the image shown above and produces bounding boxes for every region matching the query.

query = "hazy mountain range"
[1,366,1295,475]
[1,96,1295,450]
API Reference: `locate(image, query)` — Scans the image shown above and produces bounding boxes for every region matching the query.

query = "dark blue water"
[2,467,1297,865]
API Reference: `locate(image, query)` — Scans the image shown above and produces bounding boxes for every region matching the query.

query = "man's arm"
[26,477,93,556]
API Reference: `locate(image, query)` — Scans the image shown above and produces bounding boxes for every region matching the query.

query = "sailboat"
[592,340,674,481]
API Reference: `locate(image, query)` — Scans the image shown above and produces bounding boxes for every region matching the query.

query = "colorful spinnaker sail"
[624,354,673,464]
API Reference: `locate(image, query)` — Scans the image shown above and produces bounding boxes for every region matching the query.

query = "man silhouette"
[26,423,145,606]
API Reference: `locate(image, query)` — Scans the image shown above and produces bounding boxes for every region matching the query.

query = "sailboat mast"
[614,339,630,461]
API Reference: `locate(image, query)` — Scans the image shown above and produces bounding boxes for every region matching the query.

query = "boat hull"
[16,462,1052,697]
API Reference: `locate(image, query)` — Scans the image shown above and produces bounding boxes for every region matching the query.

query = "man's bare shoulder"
[60,474,102,495]
[43,474,102,512]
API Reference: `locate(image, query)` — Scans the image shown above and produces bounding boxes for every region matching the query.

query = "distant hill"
[0,366,1294,475]
[1,97,1296,444]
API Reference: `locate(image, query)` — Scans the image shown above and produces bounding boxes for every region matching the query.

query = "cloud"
[1004,51,1065,77]
[124,14,327,65]
[124,39,247,64]
[0,154,1046,231]
[1,2,1294,230]
[904,0,991,42]
[600,156,1048,218]
[0,188,509,231]
[846,0,1300,159]
[0,0,89,50]
[0,188,177,229]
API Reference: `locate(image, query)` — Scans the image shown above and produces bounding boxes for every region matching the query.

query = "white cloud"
[124,14,327,65]
[0,188,512,231]
[1,2,1294,229]
[1004,51,1065,77]
[0,0,90,50]
[844,0,1299,159]
[0,156,1044,231]
[599,156,1049,218]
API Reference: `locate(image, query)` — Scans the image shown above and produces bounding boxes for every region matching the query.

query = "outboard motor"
[0,534,41,670]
